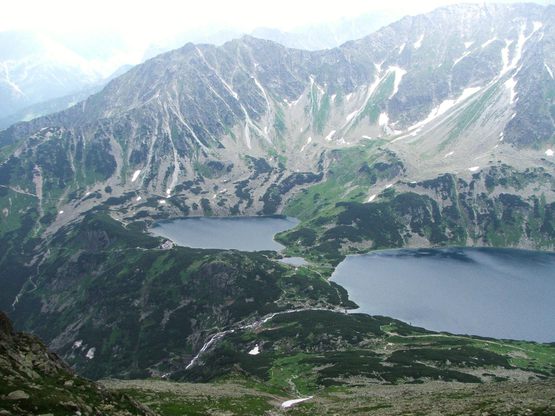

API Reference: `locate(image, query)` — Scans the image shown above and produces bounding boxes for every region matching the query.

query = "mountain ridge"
[0,3,554,383]
[0,3,553,246]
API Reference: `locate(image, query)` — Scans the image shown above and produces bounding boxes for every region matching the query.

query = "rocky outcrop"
[1,4,553,233]
[0,311,156,415]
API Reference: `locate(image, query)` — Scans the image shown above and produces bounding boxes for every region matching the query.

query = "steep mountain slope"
[0,4,553,232]
[0,311,155,415]
[0,2,554,385]
[5,213,350,379]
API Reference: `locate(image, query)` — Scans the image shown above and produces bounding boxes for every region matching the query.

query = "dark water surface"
[331,248,555,342]
[150,216,299,251]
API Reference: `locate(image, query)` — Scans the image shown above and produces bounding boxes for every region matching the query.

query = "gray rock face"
[6,390,29,400]
[0,3,553,230]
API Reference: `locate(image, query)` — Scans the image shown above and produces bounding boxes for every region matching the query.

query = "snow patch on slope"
[413,88,481,129]
[504,77,517,104]
[325,130,336,141]
[346,110,358,122]
[389,66,407,98]
[481,37,497,48]
[341,73,383,130]
[131,169,141,182]
[281,397,313,409]
[343,65,405,132]
[453,51,471,66]
[393,87,481,142]
[300,137,312,152]
[86,347,96,360]
[545,64,554,79]
[413,34,424,49]
[500,23,541,78]
[378,112,389,127]
[500,40,513,74]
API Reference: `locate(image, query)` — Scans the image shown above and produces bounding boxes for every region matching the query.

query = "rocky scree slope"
[0,3,553,235]
[0,311,156,415]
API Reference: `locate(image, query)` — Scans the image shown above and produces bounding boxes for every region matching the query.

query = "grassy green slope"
[9,212,351,380]
[278,145,555,268]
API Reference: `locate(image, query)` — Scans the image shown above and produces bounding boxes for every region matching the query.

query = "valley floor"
[102,378,555,416]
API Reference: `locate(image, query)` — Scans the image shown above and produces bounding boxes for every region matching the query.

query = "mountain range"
[0,2,554,407]
[0,12,396,129]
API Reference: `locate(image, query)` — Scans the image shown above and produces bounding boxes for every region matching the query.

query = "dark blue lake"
[150,216,299,251]
[331,248,555,342]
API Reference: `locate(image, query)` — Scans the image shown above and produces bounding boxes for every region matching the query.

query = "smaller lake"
[331,248,555,342]
[150,216,299,251]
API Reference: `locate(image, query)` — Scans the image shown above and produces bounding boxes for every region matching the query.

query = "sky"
[1,0,553,74]
[2,0,553,43]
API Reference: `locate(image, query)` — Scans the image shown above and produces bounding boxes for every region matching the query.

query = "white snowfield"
[378,112,389,127]
[481,37,497,48]
[85,347,95,359]
[325,130,336,141]
[281,396,314,409]
[546,149,554,157]
[453,51,471,66]
[389,66,407,98]
[505,77,517,104]
[131,169,141,182]
[468,166,480,172]
[248,345,260,355]
[300,137,312,152]
[393,87,481,142]
[346,110,358,122]
[413,34,424,49]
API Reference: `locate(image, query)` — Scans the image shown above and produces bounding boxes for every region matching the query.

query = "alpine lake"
[151,217,555,343]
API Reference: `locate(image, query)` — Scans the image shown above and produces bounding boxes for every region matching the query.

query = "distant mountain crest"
[0,2,553,230]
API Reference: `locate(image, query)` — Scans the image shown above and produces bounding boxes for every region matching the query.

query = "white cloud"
[1,0,550,74]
